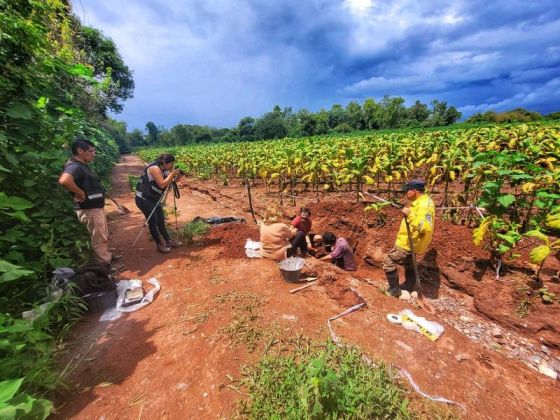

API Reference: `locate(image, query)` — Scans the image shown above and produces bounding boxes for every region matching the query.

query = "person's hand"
[401,207,411,217]
[171,169,181,178]
[73,190,86,203]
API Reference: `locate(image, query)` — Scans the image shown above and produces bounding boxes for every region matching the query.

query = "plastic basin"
[278,257,305,282]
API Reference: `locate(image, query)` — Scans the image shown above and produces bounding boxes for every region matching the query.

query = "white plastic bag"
[99,278,160,321]
[245,239,262,258]
[386,309,444,341]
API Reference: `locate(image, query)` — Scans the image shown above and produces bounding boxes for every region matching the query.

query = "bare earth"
[53,155,560,420]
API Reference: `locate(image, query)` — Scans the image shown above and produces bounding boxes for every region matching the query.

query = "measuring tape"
[386,313,440,342]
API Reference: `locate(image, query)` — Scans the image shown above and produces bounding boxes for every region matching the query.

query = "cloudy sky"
[73,0,560,130]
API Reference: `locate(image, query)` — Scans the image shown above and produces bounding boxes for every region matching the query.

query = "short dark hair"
[300,207,311,216]
[156,153,175,165]
[71,138,96,155]
[323,231,336,245]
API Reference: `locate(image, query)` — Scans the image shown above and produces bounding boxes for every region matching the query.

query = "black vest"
[67,159,105,209]
[137,162,165,201]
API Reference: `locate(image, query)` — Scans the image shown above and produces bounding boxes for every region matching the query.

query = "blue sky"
[73,0,560,130]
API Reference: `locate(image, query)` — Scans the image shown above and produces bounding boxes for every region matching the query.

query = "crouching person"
[260,205,297,261]
[383,179,435,297]
[319,232,357,271]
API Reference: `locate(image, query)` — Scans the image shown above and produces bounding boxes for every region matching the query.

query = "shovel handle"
[404,217,421,295]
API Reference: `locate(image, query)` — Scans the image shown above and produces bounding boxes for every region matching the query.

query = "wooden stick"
[289,281,316,294]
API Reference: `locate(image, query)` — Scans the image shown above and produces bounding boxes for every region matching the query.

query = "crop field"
[138,122,560,277]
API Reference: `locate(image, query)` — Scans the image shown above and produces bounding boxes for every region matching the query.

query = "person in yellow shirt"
[383,179,435,297]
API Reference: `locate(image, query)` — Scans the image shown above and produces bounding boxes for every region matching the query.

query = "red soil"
[53,157,560,420]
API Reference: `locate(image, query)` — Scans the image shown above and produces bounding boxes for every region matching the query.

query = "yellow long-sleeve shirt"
[395,194,435,254]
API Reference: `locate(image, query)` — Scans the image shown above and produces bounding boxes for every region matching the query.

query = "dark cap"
[402,179,425,192]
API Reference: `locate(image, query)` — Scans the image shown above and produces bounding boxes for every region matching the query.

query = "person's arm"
[319,253,332,262]
[58,173,85,203]
[148,166,180,189]
[402,204,433,237]
[282,224,297,240]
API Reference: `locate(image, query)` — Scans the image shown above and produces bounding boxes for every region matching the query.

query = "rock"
[282,314,298,321]
[491,328,503,338]
[455,353,471,362]
[541,345,551,355]
[176,383,189,391]
[411,291,418,298]
[399,290,411,301]
[529,355,542,366]
[538,363,558,380]
[460,316,472,322]
[395,340,413,353]
[463,329,470,335]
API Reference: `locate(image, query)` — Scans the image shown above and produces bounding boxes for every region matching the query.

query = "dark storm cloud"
[74,0,560,129]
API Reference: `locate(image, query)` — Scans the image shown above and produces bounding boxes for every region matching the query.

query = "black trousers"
[135,196,170,245]
[289,231,308,257]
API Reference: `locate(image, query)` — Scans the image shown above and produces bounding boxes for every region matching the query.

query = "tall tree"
[346,101,363,130]
[407,100,430,123]
[238,116,256,140]
[145,122,160,145]
[75,25,135,113]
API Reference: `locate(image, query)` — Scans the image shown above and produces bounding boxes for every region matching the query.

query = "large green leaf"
[525,230,549,244]
[0,261,34,284]
[496,194,515,207]
[0,193,34,211]
[0,378,23,403]
[6,103,32,120]
[530,245,551,264]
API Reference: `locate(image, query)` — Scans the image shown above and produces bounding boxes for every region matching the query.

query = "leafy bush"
[240,341,412,419]
[0,378,52,420]
[0,0,128,413]
[181,220,210,244]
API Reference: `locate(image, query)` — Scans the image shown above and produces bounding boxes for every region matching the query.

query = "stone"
[399,290,411,301]
[491,328,503,338]
[455,353,471,362]
[282,314,298,321]
[411,291,418,298]
[538,363,558,380]
[395,340,413,353]
[460,316,472,322]
[176,383,189,391]
[541,345,551,355]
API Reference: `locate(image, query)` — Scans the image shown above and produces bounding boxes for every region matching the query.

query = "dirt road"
[54,155,560,419]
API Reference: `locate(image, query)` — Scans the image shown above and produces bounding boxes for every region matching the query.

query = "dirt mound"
[301,259,365,307]
[205,222,260,259]
[473,280,560,348]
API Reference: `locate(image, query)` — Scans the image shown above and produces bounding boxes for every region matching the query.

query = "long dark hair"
[156,154,175,166]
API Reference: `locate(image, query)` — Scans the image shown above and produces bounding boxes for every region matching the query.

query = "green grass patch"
[181,220,210,244]
[239,340,458,419]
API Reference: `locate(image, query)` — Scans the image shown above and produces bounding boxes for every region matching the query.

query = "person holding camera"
[58,138,124,269]
[135,153,182,253]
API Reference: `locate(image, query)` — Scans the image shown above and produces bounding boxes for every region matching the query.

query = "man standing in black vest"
[58,138,124,269]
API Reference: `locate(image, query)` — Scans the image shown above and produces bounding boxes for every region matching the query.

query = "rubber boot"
[385,270,401,297]
[402,266,416,292]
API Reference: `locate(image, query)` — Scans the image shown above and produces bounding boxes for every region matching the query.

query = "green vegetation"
[1,0,133,415]
[239,340,456,419]
[138,121,559,276]
[181,220,210,244]
[127,98,462,146]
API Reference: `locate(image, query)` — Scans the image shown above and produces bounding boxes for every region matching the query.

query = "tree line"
[466,108,560,124]
[126,97,463,147]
